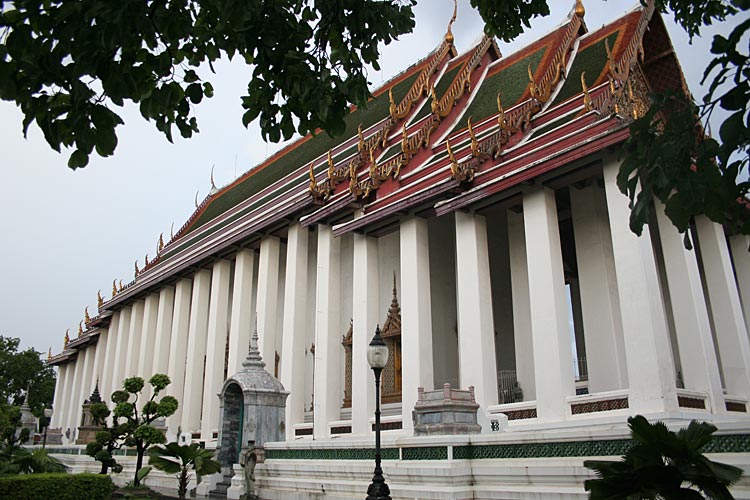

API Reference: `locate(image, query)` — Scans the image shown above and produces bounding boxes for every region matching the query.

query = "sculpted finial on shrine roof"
[444,0,458,45]
[84,306,91,324]
[497,92,507,129]
[119,280,124,292]
[64,329,70,347]
[48,346,52,360]
[170,222,175,241]
[158,233,164,253]
[467,116,479,156]
[112,279,118,298]
[194,190,200,208]
[134,259,140,277]
[575,0,586,18]
[78,321,83,336]
[97,289,104,308]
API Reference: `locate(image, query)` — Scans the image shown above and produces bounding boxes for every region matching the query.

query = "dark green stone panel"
[402,446,448,461]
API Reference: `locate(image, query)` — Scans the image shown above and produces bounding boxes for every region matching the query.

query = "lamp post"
[42,408,53,449]
[366,326,391,500]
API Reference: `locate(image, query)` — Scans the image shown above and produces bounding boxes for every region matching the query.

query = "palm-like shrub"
[148,442,220,500]
[584,415,743,499]
[11,448,65,474]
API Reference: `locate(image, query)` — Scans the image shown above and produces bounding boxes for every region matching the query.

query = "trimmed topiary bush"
[0,472,113,500]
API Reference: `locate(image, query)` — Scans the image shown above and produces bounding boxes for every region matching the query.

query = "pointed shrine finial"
[119,280,124,292]
[97,289,104,308]
[242,322,266,369]
[89,379,102,403]
[112,279,118,298]
[210,164,217,191]
[78,321,84,336]
[134,259,140,276]
[445,0,458,44]
[48,346,52,360]
[84,306,91,324]
[194,190,200,208]
[575,0,585,18]
[64,329,70,347]
[158,233,164,253]
[170,221,175,240]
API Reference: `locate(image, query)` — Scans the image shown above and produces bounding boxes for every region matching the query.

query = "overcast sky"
[0,1,742,357]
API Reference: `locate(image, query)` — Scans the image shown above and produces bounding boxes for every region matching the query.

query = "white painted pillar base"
[201,260,232,442]
[455,211,498,428]
[228,249,257,375]
[182,269,211,434]
[257,237,281,372]
[400,217,434,433]
[523,188,575,421]
[695,216,750,398]
[603,158,678,413]
[167,278,192,435]
[570,183,627,392]
[654,203,725,412]
[313,225,341,439]
[352,233,378,436]
[281,224,310,439]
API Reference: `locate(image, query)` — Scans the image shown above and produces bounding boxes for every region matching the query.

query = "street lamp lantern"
[366,326,391,500]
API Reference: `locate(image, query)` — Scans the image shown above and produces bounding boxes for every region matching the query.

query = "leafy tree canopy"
[1,0,747,236]
[0,336,55,417]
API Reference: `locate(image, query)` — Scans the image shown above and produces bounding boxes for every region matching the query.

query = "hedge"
[0,473,113,500]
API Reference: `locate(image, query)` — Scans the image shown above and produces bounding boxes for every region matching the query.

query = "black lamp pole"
[367,328,391,500]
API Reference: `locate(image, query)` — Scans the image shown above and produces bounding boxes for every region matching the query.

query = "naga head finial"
[134,260,140,276]
[78,321,83,336]
[84,306,91,324]
[64,329,70,347]
[112,279,118,298]
[97,289,104,308]
[158,233,164,253]
[308,161,317,193]
[445,0,458,44]
[210,164,217,191]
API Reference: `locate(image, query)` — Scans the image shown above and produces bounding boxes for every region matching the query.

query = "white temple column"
[454,211,498,419]
[570,183,627,392]
[138,294,160,383]
[228,249,257,375]
[654,204,725,411]
[124,300,145,379]
[111,306,132,392]
[507,210,535,400]
[201,260,232,442]
[92,327,109,395]
[603,158,678,413]
[695,216,750,398]
[352,233,378,435]
[313,225,341,439]
[257,236,281,371]
[51,363,70,427]
[167,278,192,434]
[79,344,96,421]
[280,224,310,439]
[152,286,175,376]
[99,312,120,403]
[729,234,750,330]
[65,349,86,442]
[182,269,211,434]
[400,216,434,433]
[60,361,76,431]
[523,188,575,421]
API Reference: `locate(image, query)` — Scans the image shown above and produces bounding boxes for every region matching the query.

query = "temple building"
[48,1,750,498]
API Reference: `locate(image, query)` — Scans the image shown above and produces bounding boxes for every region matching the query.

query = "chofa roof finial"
[575,0,585,18]
[445,0,458,44]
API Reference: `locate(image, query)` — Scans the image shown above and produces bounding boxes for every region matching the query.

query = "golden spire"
[78,321,83,336]
[445,0,458,44]
[158,233,164,253]
[64,329,70,347]
[575,0,585,18]
[97,290,104,308]
[112,279,118,298]
[84,306,91,324]
[134,259,140,276]
[48,347,52,360]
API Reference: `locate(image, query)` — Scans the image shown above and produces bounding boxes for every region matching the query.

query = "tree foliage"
[148,442,221,500]
[85,374,177,486]
[0,336,55,417]
[584,415,743,499]
[1,0,747,235]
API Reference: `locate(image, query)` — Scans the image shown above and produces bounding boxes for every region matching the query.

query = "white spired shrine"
[47,2,750,498]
